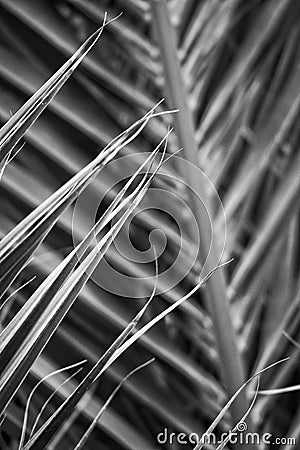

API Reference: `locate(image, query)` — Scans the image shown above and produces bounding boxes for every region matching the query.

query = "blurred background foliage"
[1,0,300,449]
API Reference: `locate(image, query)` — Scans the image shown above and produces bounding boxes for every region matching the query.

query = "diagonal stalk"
[151,0,250,443]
